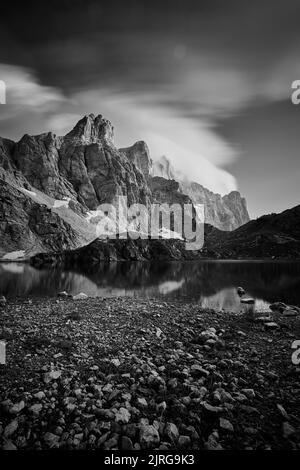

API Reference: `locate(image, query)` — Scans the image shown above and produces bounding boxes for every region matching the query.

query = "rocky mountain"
[0,113,249,259]
[153,156,250,230]
[203,205,300,259]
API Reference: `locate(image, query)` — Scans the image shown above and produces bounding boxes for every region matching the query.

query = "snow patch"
[2,250,25,260]
[21,188,37,197]
[53,198,70,208]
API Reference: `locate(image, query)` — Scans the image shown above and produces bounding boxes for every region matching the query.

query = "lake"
[1,260,300,313]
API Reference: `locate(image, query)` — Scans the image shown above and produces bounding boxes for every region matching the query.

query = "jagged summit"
[65,114,115,145]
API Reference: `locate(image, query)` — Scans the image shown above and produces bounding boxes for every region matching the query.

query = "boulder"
[237,287,245,296]
[269,302,287,313]
[241,298,255,304]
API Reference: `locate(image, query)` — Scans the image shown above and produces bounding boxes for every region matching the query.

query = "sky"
[0,0,299,217]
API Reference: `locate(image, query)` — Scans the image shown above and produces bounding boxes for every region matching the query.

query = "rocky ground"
[0,296,300,451]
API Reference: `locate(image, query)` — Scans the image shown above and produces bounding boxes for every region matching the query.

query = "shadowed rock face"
[0,181,80,255]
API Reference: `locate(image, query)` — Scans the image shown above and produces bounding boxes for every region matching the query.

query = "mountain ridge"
[0,113,250,258]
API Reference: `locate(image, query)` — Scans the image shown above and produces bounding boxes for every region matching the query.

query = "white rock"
[9,400,25,414]
[44,370,62,383]
[115,407,131,424]
[241,298,255,304]
[34,391,46,400]
[111,358,120,367]
[30,404,43,414]
[73,292,88,300]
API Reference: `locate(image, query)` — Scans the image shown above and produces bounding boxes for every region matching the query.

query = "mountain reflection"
[0,260,300,312]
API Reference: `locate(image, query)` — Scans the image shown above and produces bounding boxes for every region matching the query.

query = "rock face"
[0,113,250,258]
[153,156,250,231]
[0,114,152,256]
[10,115,151,209]
[0,181,80,255]
[119,141,152,179]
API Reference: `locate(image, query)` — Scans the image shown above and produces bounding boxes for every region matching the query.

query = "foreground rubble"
[0,297,300,450]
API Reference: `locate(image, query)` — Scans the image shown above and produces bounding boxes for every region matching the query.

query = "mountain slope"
[203,205,300,259]
[0,113,250,258]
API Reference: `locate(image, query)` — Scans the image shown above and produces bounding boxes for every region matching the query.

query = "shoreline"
[1,297,300,450]
[2,257,300,266]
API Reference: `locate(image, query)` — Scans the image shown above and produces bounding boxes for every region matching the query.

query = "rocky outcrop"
[153,156,250,231]
[149,177,191,206]
[0,181,80,256]
[119,141,152,179]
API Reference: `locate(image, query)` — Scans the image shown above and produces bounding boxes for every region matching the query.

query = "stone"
[277,404,289,420]
[241,388,255,399]
[111,358,121,367]
[204,432,223,450]
[157,401,167,413]
[4,420,18,438]
[9,400,25,414]
[282,422,296,439]
[283,307,299,317]
[264,322,279,330]
[219,418,234,432]
[0,295,6,306]
[237,287,245,296]
[30,404,43,414]
[44,370,62,383]
[73,292,88,300]
[57,291,68,298]
[140,424,160,449]
[201,401,223,413]
[121,436,134,450]
[137,397,148,408]
[164,422,179,441]
[241,298,255,304]
[269,302,287,313]
[178,435,191,448]
[44,432,60,448]
[115,407,131,424]
[2,440,17,450]
[190,364,210,377]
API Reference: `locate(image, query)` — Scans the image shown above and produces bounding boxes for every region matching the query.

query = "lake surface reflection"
[1,260,300,313]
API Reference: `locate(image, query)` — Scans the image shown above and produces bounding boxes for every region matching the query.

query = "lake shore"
[1,296,300,450]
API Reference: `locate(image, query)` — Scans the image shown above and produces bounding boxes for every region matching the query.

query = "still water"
[1,260,300,313]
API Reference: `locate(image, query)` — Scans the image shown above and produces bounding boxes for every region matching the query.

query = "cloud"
[0,63,67,123]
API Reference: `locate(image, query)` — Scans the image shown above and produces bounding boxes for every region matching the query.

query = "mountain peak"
[65,114,114,145]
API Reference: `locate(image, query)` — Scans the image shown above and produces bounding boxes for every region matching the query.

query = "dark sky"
[0,0,299,217]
